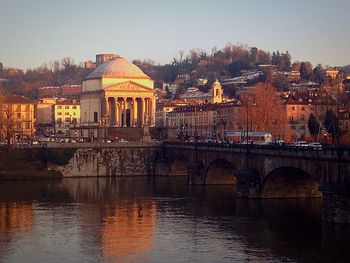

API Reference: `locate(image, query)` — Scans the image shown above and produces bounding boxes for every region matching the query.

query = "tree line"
[0,58,92,99]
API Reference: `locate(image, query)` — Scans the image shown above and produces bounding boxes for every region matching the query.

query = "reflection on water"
[101,201,156,262]
[0,177,349,263]
[0,203,33,232]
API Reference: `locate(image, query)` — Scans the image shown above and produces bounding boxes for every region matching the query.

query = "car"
[274,140,286,146]
[294,141,309,148]
[32,141,39,145]
[253,141,269,145]
[309,142,322,150]
[240,140,253,145]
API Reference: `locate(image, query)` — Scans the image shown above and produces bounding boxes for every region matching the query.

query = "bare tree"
[237,82,291,140]
[0,90,18,150]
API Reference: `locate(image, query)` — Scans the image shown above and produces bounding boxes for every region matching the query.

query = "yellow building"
[0,95,35,140]
[325,68,339,79]
[80,55,156,138]
[53,100,80,135]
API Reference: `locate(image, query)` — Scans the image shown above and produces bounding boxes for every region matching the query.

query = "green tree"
[300,61,313,80]
[308,113,320,140]
[312,64,326,83]
[324,109,341,144]
[0,62,3,78]
[271,51,291,71]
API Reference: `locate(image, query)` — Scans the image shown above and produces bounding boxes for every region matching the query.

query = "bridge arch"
[205,159,236,185]
[260,167,322,198]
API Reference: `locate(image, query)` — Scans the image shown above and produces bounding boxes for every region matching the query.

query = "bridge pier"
[187,161,205,185]
[236,169,261,199]
[321,183,350,224]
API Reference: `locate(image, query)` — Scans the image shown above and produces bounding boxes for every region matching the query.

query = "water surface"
[0,177,349,263]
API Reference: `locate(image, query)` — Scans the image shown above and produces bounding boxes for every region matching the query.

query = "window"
[94,112,98,123]
[17,113,21,119]
[25,105,30,111]
[72,106,77,109]
[65,118,71,123]
[301,107,305,111]
[57,118,62,124]
[300,126,305,130]
[58,106,62,109]
[57,112,62,115]
[65,106,69,109]
[73,112,76,116]
[301,115,305,121]
[16,104,21,111]
[25,123,30,129]
[291,106,295,111]
[65,112,69,115]
[26,113,30,119]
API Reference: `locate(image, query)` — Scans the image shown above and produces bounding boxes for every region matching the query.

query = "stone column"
[115,99,119,127]
[133,98,138,127]
[105,97,110,126]
[123,98,127,127]
[118,100,122,127]
[146,98,151,123]
[111,98,116,126]
[151,97,156,127]
[141,98,146,126]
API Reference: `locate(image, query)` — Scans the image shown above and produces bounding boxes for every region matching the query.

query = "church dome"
[86,56,150,79]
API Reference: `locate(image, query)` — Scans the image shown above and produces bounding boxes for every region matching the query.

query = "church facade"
[79,55,156,139]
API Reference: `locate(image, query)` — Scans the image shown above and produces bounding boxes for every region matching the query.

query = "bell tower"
[211,80,223,104]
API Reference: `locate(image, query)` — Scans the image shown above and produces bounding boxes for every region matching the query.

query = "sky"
[0,0,349,70]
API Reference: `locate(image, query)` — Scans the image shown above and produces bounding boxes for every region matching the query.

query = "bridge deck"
[163,142,350,161]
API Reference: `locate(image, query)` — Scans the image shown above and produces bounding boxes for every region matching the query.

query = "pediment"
[103,81,154,92]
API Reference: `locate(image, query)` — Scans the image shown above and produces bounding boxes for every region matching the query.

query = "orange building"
[1,95,35,140]
[339,109,350,135]
[285,101,311,141]
[61,84,82,96]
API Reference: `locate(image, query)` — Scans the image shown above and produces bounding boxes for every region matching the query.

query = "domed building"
[80,55,156,139]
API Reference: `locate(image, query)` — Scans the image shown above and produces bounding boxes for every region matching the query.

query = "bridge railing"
[163,141,350,160]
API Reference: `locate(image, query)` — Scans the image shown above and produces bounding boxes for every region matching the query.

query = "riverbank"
[0,148,63,181]
[0,170,62,181]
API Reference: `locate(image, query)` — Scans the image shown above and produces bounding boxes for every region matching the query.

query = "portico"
[104,93,156,128]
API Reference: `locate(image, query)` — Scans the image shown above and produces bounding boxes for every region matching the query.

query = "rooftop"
[4,95,33,104]
[86,56,150,79]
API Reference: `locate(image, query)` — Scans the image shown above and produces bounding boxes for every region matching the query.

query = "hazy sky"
[0,0,349,69]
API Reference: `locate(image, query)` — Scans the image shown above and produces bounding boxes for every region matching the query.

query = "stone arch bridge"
[157,142,350,223]
[41,141,350,223]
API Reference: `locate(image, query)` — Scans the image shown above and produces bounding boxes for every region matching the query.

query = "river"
[0,177,349,263]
